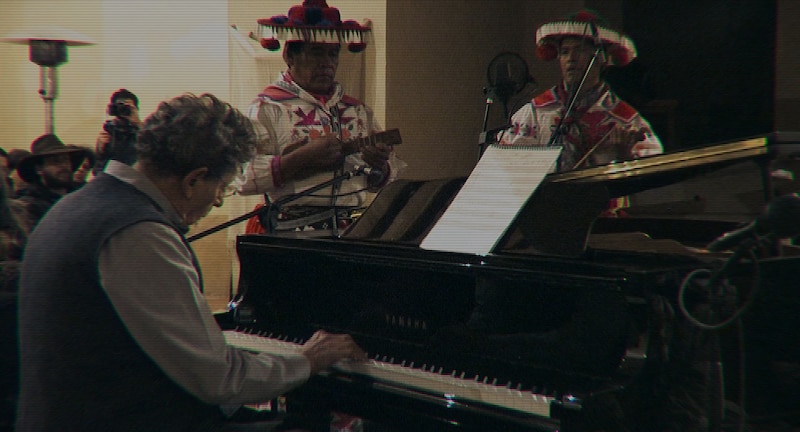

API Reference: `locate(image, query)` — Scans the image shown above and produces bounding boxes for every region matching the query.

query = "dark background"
[601,0,776,151]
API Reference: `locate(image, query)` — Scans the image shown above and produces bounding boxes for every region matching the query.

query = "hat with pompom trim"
[256,0,370,53]
[535,9,636,67]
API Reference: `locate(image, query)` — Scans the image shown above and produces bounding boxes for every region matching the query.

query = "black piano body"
[221,132,800,431]
[231,233,710,431]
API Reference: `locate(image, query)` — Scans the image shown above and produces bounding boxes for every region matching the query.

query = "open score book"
[420,145,562,255]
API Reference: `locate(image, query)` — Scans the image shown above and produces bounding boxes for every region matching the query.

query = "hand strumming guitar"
[280,135,344,181]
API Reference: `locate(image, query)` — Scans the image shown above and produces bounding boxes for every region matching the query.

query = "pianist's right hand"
[300,330,366,374]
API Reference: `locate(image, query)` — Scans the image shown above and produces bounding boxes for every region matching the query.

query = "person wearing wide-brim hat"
[14,134,89,232]
[17,134,89,185]
[499,9,663,174]
[234,0,405,235]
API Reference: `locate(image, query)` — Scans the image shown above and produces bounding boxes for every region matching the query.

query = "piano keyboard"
[223,330,554,418]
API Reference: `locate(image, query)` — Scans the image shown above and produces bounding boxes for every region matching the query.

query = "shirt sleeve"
[499,103,543,147]
[233,100,287,197]
[98,221,310,405]
[234,153,287,196]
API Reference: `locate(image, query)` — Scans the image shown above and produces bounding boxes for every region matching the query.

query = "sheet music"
[420,145,562,255]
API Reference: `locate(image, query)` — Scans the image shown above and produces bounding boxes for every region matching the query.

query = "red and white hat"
[535,10,637,66]
[256,0,371,53]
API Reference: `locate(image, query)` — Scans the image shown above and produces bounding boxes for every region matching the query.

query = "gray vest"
[17,173,223,431]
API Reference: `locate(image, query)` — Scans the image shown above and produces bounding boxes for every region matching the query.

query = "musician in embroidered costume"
[234,0,404,233]
[500,10,662,173]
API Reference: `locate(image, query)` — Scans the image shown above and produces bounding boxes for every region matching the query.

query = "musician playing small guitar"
[235,37,406,234]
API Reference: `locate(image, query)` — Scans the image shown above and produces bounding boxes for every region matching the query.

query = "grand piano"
[218,132,800,432]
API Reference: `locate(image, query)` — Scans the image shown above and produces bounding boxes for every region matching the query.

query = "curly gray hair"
[136,93,256,179]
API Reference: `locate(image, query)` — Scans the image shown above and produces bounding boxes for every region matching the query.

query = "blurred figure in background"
[94,88,141,174]
[6,149,31,199]
[0,149,8,190]
[0,165,28,432]
[14,134,90,233]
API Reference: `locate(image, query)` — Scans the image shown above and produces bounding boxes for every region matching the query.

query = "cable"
[677,248,761,331]
[677,246,763,432]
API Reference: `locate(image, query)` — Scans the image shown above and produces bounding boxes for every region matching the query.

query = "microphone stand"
[479,85,518,159]
[187,168,368,242]
[478,86,501,158]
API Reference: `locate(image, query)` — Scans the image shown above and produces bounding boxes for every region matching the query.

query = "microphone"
[492,61,516,102]
[353,164,385,185]
[706,194,800,252]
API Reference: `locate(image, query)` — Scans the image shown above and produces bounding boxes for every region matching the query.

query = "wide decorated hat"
[256,0,371,53]
[535,9,637,67]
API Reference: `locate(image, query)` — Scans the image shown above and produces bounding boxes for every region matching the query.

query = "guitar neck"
[343,129,401,154]
[283,129,402,156]
[351,131,391,148]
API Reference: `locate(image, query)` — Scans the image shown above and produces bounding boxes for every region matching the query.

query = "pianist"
[233,0,404,234]
[16,93,365,431]
[499,9,663,172]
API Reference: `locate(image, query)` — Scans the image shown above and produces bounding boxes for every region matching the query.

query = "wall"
[0,0,230,149]
[1,0,102,147]
[776,0,800,130]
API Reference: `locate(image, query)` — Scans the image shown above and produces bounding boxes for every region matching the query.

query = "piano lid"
[544,132,800,194]
[547,135,769,192]
[499,132,800,257]
[345,132,800,258]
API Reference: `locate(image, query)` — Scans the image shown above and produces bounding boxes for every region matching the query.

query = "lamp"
[1,27,95,134]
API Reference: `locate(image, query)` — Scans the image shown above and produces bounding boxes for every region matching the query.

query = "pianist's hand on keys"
[300,330,367,374]
[224,331,554,418]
